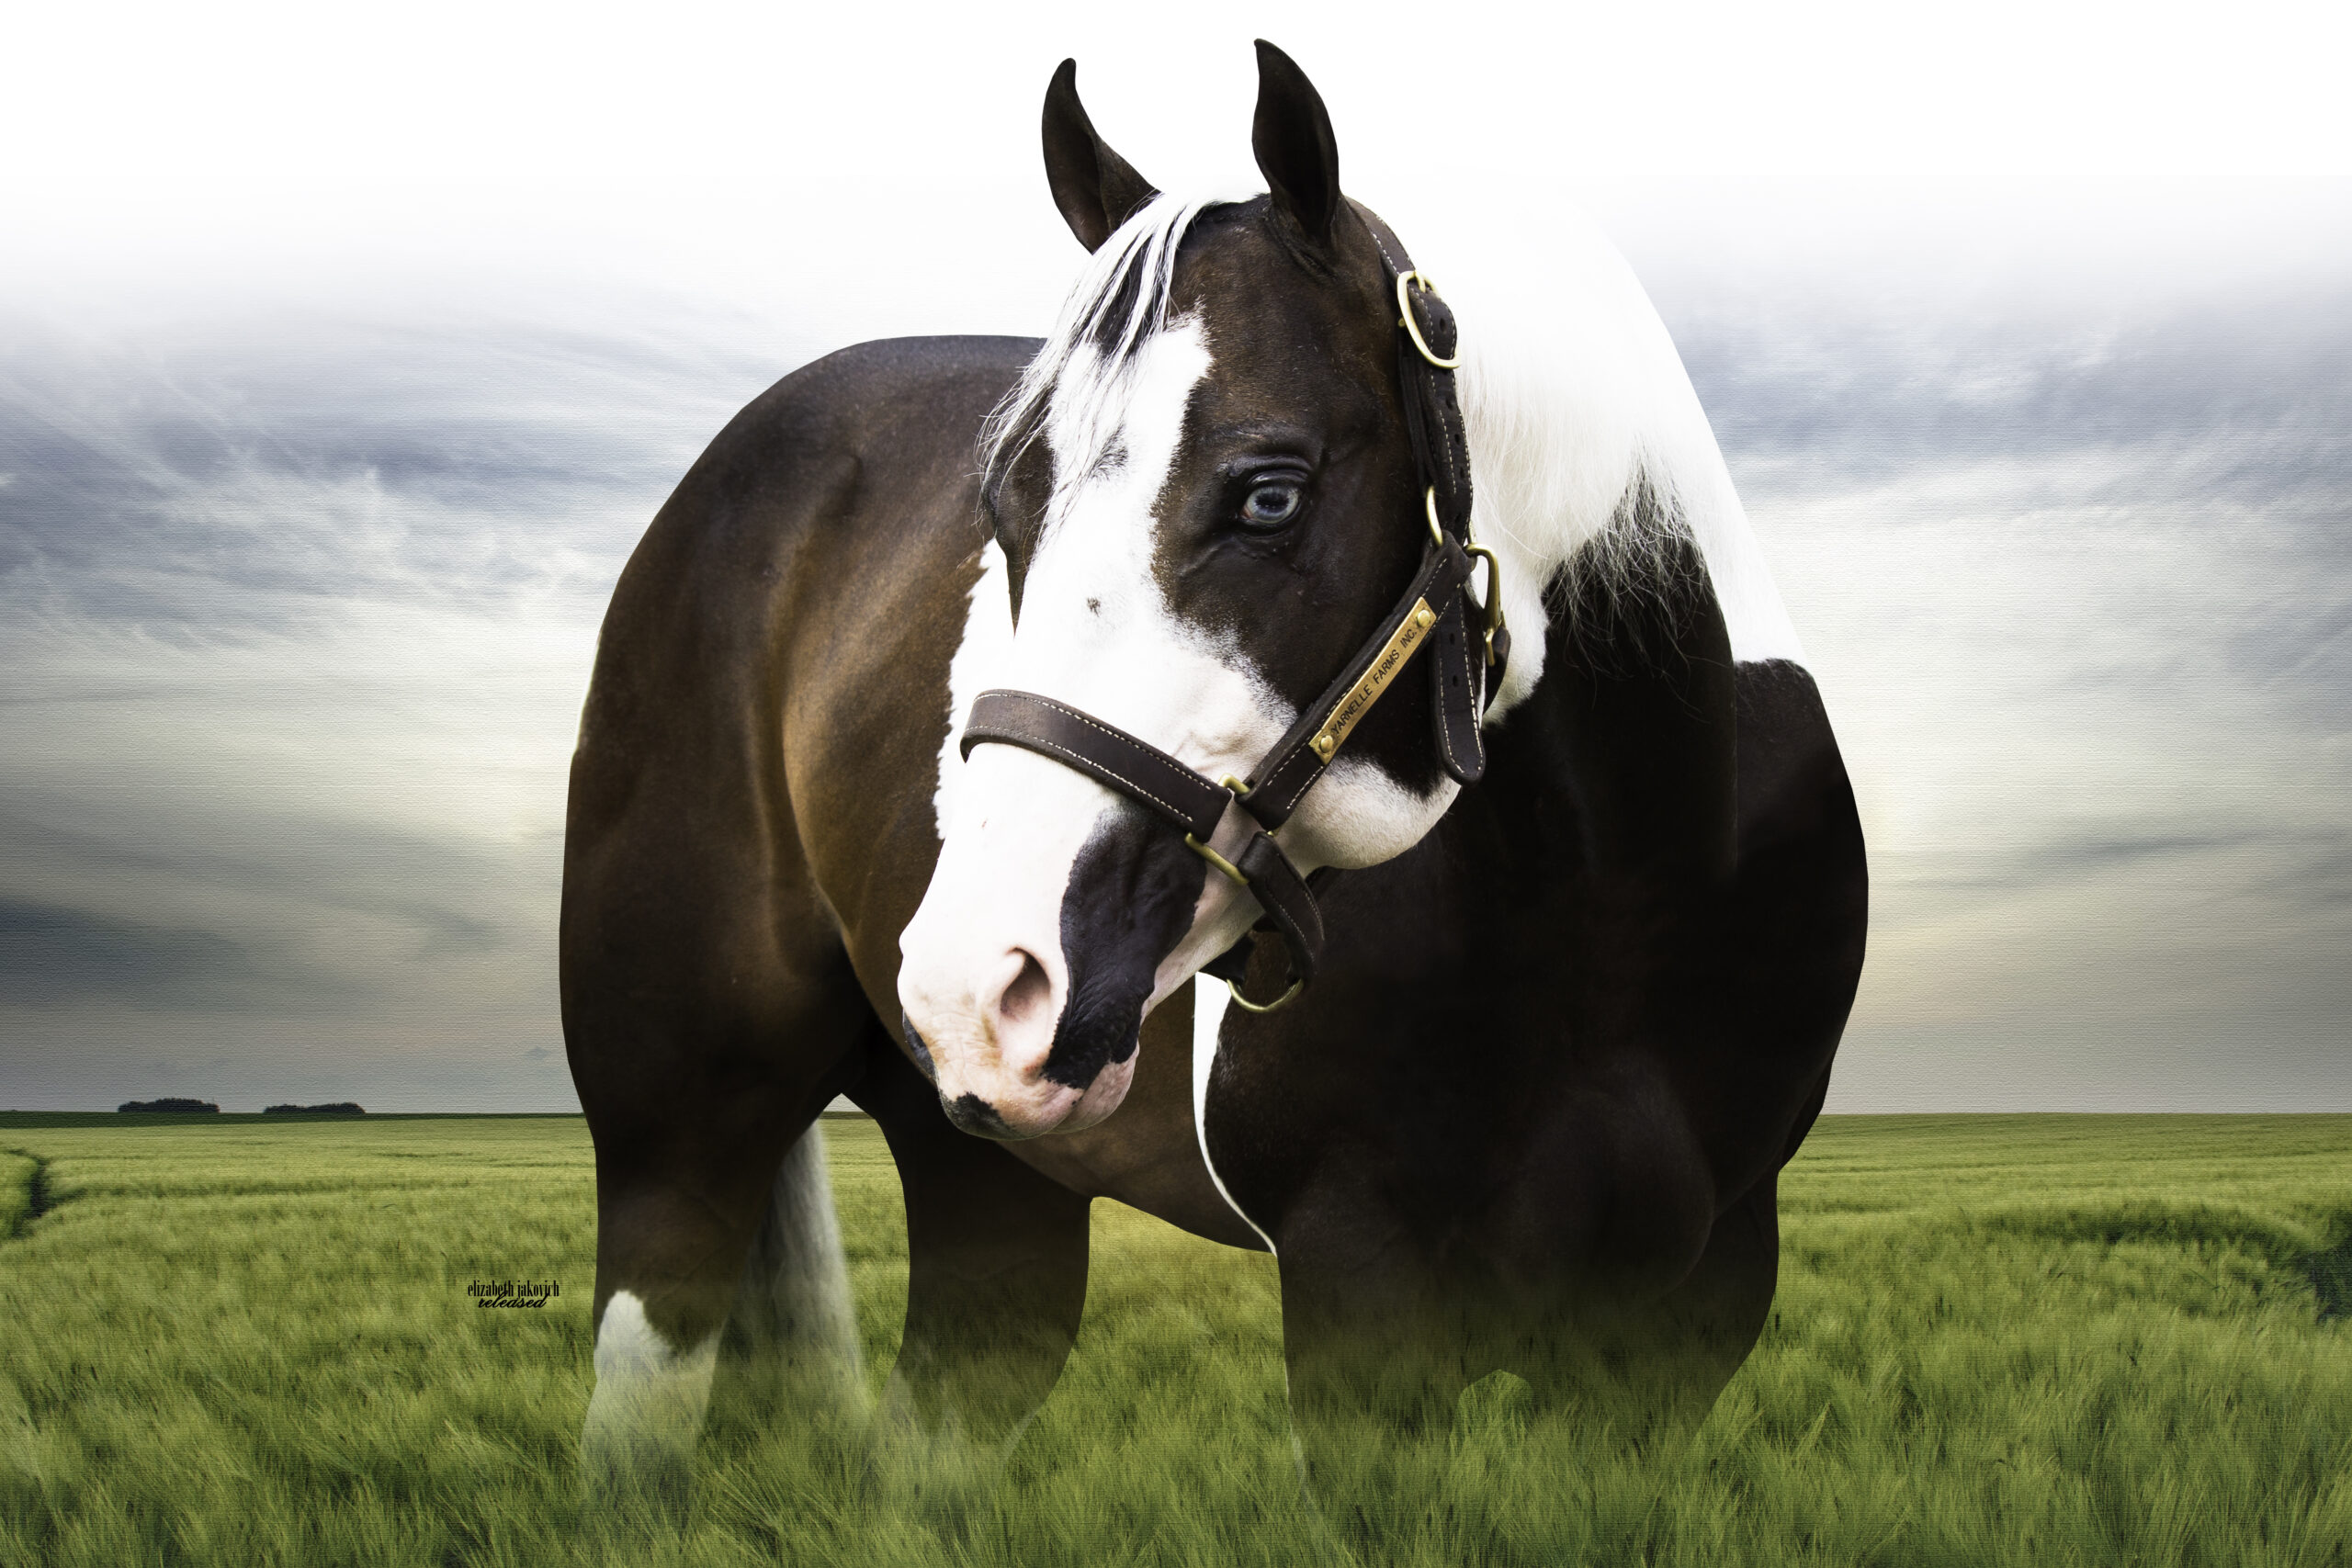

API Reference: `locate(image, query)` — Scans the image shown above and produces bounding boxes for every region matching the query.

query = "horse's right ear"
[1041,59,1159,253]
[1251,40,1340,246]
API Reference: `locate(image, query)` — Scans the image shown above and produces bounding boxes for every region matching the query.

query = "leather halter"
[960,208,1509,1011]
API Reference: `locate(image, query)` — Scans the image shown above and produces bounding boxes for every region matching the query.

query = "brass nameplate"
[1310,599,1438,762]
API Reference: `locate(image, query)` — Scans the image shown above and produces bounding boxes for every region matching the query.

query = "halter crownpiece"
[961,207,1508,1011]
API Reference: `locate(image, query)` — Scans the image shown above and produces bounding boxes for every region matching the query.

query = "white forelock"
[981,191,1223,520]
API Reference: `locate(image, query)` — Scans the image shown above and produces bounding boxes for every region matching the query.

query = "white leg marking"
[733,1126,864,1399]
[581,1289,719,1498]
[1191,973,1277,1254]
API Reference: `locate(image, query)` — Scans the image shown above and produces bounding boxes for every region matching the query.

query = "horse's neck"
[1469,534,1741,897]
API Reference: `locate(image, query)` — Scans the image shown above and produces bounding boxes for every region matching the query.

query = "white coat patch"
[1191,973,1275,1252]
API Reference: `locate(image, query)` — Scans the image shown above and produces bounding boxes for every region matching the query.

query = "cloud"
[1675,285,2352,516]
[1,193,2347,1111]
[0,302,781,637]
[0,292,806,1109]
[0,898,295,1010]
[1648,264,2352,1109]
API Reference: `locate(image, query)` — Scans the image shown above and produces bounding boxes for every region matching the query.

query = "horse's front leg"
[1505,1174,1785,1451]
[566,928,874,1526]
[1273,1233,1479,1542]
[580,1119,831,1525]
[854,1040,1092,1490]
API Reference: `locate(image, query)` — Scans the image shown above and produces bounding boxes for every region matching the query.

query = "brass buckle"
[1206,770,1301,1012]
[1184,775,1256,887]
[1428,488,1507,667]
[1464,542,1507,666]
[1396,271,1462,370]
[1227,975,1303,1014]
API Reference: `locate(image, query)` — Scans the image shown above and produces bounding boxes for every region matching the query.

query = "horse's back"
[1731,657,1868,1037]
[1705,656,1868,1178]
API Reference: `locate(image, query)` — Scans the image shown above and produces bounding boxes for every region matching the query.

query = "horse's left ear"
[1042,59,1159,253]
[1251,39,1341,245]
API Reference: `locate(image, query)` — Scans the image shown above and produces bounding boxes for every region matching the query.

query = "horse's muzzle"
[899,794,1202,1140]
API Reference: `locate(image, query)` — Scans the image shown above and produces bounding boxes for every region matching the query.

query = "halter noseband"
[959,209,1509,1012]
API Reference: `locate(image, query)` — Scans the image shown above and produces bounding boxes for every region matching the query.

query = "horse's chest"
[1217,1026,1720,1301]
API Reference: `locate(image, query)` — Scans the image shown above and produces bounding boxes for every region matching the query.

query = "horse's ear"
[1042,59,1158,253]
[1251,40,1341,245]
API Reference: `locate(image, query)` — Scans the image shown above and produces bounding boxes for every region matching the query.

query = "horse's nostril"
[996,949,1054,1029]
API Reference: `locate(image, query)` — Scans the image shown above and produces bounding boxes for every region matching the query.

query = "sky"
[2,1,2347,1111]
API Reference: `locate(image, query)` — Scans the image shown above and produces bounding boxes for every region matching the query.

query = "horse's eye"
[1238,479,1303,531]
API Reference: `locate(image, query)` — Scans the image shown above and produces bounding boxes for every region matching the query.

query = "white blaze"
[905,318,1267,1134]
[905,310,1460,1134]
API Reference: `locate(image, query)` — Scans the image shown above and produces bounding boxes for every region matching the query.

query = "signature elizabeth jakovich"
[467,1278,560,1309]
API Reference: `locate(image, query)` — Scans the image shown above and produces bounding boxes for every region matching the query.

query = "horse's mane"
[1428,200,1806,680]
[982,190,1804,703]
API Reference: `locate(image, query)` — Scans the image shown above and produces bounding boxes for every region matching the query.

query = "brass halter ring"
[1185,834,1248,887]
[1396,270,1461,369]
[1227,975,1305,1014]
[1185,776,1255,887]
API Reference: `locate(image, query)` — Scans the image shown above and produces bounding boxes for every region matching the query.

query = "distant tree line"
[112,1099,368,1114]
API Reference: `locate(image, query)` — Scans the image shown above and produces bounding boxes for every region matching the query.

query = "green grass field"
[1,1111,2347,1566]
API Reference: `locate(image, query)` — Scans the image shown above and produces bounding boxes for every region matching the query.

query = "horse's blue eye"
[1240,480,1302,528]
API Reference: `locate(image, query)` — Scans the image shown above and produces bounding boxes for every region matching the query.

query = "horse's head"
[899,43,1473,1138]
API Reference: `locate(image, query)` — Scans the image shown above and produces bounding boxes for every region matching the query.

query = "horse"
[560,39,1867,1523]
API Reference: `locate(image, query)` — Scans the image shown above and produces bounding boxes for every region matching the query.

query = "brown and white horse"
[561,41,1866,1517]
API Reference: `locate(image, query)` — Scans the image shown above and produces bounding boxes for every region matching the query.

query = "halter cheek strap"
[959,208,1507,1011]
[959,690,1330,1007]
